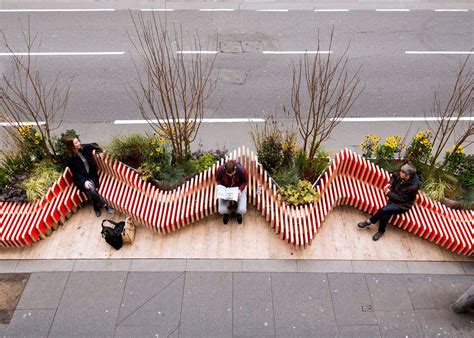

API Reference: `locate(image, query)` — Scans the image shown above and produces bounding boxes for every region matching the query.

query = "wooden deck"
[0,206,471,261]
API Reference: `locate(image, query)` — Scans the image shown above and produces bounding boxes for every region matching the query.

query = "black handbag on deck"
[101,219,125,250]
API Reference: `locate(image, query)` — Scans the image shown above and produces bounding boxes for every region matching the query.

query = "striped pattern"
[1,148,472,255]
[0,168,86,247]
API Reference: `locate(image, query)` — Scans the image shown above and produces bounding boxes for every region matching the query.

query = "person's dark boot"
[94,209,102,217]
[223,214,230,224]
[372,232,384,241]
[236,214,243,224]
[357,221,370,228]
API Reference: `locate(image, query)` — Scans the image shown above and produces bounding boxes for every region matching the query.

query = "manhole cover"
[0,274,30,324]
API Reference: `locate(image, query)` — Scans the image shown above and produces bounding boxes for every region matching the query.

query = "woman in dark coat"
[64,137,113,217]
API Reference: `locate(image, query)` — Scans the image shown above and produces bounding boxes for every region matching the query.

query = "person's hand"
[84,181,93,190]
[238,190,241,197]
[384,184,390,195]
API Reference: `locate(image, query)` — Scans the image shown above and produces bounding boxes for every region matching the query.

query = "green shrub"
[0,167,9,189]
[190,152,216,173]
[422,178,454,202]
[405,130,432,164]
[455,154,473,189]
[278,180,320,206]
[301,149,330,183]
[273,166,299,188]
[257,137,284,175]
[107,134,164,169]
[22,160,62,202]
[1,153,34,177]
[138,161,161,182]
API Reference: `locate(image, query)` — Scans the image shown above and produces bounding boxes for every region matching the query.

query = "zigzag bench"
[1,147,473,255]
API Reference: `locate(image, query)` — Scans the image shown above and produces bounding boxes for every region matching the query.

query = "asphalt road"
[0,9,473,123]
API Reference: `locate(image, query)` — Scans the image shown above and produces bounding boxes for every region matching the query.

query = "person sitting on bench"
[216,160,248,224]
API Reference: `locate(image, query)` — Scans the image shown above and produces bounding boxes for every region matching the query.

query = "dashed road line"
[0,9,115,12]
[114,118,265,125]
[332,117,474,122]
[405,51,474,55]
[0,52,125,56]
[435,9,468,12]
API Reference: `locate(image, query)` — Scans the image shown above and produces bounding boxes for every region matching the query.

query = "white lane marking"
[257,9,289,12]
[435,9,468,12]
[0,9,115,12]
[263,51,332,54]
[314,9,349,12]
[176,51,218,54]
[0,52,125,56]
[406,51,474,55]
[140,9,175,12]
[199,9,235,12]
[332,117,474,122]
[114,118,265,125]
[376,9,410,12]
[0,121,46,126]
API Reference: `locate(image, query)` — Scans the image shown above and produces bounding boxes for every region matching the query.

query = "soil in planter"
[0,172,28,203]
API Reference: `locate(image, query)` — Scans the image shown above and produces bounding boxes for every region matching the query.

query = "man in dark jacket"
[358,163,420,241]
[216,160,248,224]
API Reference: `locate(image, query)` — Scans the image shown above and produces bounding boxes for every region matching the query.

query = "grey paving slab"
[0,260,18,273]
[406,261,465,275]
[114,325,179,337]
[0,309,55,338]
[297,260,353,273]
[242,259,297,272]
[405,274,473,309]
[116,272,184,325]
[180,272,233,337]
[375,310,423,337]
[17,272,69,310]
[366,274,413,311]
[129,259,186,271]
[271,273,337,336]
[416,309,474,337]
[15,260,75,272]
[73,259,131,271]
[352,261,408,274]
[336,325,381,338]
[328,273,378,326]
[233,273,275,336]
[462,261,474,275]
[186,259,242,272]
[48,272,127,337]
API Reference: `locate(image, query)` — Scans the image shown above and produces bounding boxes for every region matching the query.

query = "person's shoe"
[94,209,102,217]
[236,214,243,224]
[357,221,370,228]
[106,206,115,215]
[372,232,384,241]
[223,214,230,224]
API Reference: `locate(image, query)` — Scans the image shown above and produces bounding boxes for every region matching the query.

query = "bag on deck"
[101,219,125,250]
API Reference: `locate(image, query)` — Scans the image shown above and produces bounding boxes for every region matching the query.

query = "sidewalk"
[1,259,473,337]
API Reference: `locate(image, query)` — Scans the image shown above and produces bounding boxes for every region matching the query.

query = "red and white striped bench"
[1,147,472,255]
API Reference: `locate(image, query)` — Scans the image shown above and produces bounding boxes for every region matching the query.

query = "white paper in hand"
[216,185,239,201]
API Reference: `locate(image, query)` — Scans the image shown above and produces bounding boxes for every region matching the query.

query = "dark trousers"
[84,181,106,211]
[369,203,405,233]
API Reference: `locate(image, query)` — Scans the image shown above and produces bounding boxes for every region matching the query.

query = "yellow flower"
[34,132,41,138]
[149,152,154,156]
[159,137,166,144]
[34,140,40,145]
[155,147,161,153]
[453,145,464,154]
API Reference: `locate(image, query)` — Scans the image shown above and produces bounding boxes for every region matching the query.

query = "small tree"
[288,28,364,160]
[0,19,69,161]
[129,12,217,164]
[426,56,473,172]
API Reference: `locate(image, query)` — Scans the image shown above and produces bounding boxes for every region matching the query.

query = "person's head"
[64,137,82,156]
[400,163,416,180]
[224,160,237,177]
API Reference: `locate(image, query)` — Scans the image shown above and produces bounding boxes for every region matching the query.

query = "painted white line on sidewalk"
[0,121,46,126]
[314,9,349,12]
[140,9,175,12]
[0,52,125,56]
[0,9,115,12]
[176,51,218,54]
[376,9,410,12]
[114,118,265,125]
[332,117,474,122]
[435,9,468,12]
[263,51,332,54]
[257,9,289,12]
[406,51,474,55]
[199,9,235,12]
